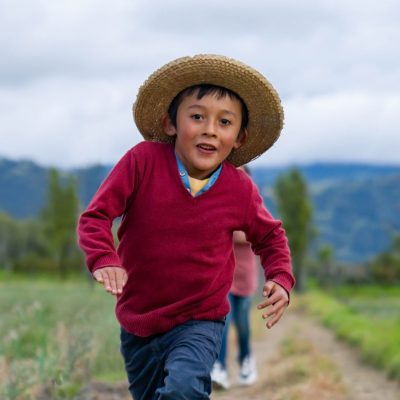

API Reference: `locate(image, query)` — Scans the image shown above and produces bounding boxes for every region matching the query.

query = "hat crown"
[133,54,284,166]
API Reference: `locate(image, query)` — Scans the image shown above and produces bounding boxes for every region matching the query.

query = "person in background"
[211,165,259,389]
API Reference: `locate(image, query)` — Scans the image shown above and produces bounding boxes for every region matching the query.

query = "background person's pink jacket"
[231,231,258,297]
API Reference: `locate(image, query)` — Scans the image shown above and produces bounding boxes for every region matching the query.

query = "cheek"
[178,122,197,139]
[175,129,195,148]
[223,131,241,147]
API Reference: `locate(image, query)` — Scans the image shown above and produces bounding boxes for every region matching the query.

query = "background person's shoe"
[211,361,230,390]
[238,355,257,386]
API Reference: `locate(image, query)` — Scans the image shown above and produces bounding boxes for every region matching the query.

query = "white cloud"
[0,0,399,167]
[254,91,400,166]
[0,76,143,167]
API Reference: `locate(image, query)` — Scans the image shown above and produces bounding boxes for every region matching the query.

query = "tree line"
[0,169,83,278]
[0,168,398,286]
[274,169,400,288]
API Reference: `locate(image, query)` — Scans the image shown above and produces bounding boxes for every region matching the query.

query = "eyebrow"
[187,104,237,116]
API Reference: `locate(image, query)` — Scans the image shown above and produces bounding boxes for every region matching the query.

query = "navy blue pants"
[120,320,225,400]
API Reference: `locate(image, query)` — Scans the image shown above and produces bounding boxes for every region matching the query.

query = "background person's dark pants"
[120,320,225,400]
[218,293,252,367]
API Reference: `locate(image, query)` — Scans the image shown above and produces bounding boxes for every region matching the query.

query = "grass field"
[2,278,399,399]
[0,277,125,399]
[300,285,400,380]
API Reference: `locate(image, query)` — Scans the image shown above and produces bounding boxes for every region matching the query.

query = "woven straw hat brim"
[133,54,284,167]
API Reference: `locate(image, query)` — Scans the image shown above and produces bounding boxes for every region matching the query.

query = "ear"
[162,114,177,137]
[233,128,248,149]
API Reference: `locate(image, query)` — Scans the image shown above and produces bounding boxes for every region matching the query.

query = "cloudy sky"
[1,0,399,168]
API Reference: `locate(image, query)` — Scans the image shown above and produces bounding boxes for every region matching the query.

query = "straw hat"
[133,54,284,166]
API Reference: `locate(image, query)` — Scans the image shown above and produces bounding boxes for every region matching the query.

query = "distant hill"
[251,163,400,187]
[0,157,110,219]
[1,156,399,262]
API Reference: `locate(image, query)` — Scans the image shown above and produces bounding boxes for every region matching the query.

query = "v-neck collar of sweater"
[174,150,223,198]
[169,145,224,199]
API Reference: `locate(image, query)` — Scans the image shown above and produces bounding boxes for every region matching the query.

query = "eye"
[220,118,231,126]
[191,114,202,120]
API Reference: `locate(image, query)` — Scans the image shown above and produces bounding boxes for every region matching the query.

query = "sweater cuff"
[267,272,296,303]
[91,253,123,273]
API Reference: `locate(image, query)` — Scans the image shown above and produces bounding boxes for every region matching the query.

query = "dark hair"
[167,84,249,132]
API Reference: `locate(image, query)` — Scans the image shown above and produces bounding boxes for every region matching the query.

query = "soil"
[78,309,400,400]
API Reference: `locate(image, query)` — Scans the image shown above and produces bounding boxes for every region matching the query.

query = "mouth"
[196,143,217,153]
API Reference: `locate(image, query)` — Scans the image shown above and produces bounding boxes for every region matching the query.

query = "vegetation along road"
[79,293,400,400]
[2,281,399,400]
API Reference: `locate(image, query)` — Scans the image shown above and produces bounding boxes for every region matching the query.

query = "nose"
[202,119,217,137]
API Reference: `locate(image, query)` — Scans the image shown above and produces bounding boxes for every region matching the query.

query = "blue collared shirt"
[175,154,222,197]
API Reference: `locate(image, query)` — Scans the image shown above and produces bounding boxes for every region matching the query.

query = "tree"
[317,244,335,286]
[0,212,20,270]
[274,169,313,292]
[370,234,400,283]
[0,213,48,274]
[41,169,81,278]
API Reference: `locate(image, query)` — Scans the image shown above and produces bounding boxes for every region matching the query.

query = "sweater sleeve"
[243,180,295,294]
[77,149,138,273]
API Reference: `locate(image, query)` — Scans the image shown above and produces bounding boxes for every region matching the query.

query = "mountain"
[0,157,111,219]
[257,170,400,261]
[0,158,49,219]
[1,156,399,262]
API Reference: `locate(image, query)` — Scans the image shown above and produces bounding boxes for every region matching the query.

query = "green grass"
[0,278,126,399]
[300,286,400,380]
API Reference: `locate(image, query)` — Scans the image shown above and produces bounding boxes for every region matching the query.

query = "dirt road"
[212,311,400,400]
[79,309,400,400]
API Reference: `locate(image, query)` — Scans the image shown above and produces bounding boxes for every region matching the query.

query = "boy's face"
[164,91,247,180]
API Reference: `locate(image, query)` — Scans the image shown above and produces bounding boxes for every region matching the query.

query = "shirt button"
[187,188,191,192]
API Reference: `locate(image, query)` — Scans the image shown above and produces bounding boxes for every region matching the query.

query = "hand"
[257,280,289,329]
[233,231,248,244]
[93,266,128,296]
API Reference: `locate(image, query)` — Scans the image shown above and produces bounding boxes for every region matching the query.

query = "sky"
[1,0,399,168]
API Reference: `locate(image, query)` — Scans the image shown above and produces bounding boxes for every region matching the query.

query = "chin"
[197,163,218,173]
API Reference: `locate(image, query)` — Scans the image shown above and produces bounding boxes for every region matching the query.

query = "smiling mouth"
[197,144,217,152]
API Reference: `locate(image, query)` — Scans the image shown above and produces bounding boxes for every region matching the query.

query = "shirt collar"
[175,153,223,196]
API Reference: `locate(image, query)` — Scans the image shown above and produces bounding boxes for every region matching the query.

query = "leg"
[217,307,231,368]
[231,296,257,385]
[210,301,231,389]
[120,327,165,400]
[156,320,224,400]
[234,295,252,363]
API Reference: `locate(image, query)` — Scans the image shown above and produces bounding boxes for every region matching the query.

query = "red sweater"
[78,141,294,337]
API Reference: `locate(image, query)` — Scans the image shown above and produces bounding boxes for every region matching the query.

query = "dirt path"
[212,310,400,400]
[79,310,400,400]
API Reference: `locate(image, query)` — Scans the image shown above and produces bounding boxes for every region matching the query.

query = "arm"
[77,150,137,295]
[243,181,295,329]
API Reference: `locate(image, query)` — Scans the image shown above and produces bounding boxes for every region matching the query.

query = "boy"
[78,54,295,400]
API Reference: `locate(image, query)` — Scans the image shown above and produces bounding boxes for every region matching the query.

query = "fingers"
[262,280,275,297]
[93,267,127,296]
[257,290,281,310]
[261,298,285,317]
[257,281,289,329]
[102,270,114,294]
[93,269,104,283]
[115,268,128,293]
[264,301,286,329]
